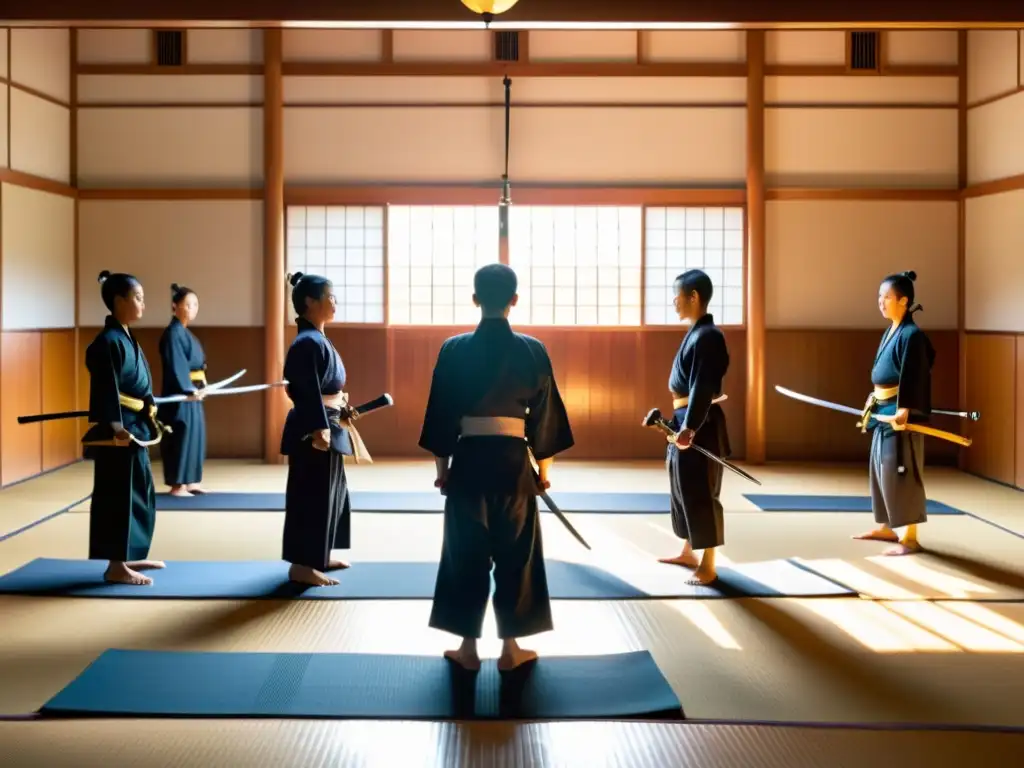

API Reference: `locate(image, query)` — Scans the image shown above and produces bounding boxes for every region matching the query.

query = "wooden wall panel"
[40,329,78,471]
[318,326,747,461]
[1018,336,1024,490]
[1,331,43,484]
[765,329,959,464]
[325,326,392,459]
[68,323,978,468]
[963,333,1017,485]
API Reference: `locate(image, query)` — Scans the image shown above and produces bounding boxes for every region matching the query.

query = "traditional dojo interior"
[2,3,1024,765]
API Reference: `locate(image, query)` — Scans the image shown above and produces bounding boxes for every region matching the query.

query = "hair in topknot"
[97,270,140,312]
[883,270,922,316]
[287,272,331,316]
[171,283,196,305]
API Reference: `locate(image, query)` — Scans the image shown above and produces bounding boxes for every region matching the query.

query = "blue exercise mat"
[151,490,671,514]
[0,557,854,600]
[743,494,965,515]
[40,648,684,721]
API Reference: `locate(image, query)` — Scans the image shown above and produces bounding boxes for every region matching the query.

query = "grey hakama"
[869,429,927,529]
[867,317,935,530]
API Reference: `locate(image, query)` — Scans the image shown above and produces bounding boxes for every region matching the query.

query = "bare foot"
[126,560,166,571]
[168,487,192,497]
[686,567,718,587]
[187,485,207,495]
[659,553,700,569]
[498,646,538,671]
[853,527,899,543]
[288,564,340,586]
[104,562,153,586]
[326,559,350,571]
[444,648,482,671]
[883,541,923,557]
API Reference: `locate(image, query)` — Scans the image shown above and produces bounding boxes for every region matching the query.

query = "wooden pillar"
[263,29,286,464]
[71,28,81,440]
[957,30,968,469]
[745,30,767,465]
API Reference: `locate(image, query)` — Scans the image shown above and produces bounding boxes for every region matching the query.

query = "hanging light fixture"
[460,1,522,27]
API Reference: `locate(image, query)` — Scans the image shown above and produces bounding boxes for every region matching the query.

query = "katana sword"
[155,380,287,403]
[774,385,973,448]
[933,408,982,421]
[643,408,763,486]
[17,369,251,424]
[351,393,394,417]
[153,368,248,403]
[527,449,592,551]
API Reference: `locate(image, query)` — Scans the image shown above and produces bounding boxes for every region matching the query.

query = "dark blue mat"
[0,557,854,600]
[744,494,965,515]
[150,490,671,514]
[40,649,684,720]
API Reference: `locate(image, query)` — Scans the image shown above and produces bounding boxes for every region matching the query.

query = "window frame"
[283,187,747,331]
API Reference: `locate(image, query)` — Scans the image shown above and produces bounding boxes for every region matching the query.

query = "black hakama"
[83,316,159,562]
[666,313,731,551]
[156,317,207,487]
[280,318,353,571]
[867,318,935,529]
[420,318,574,640]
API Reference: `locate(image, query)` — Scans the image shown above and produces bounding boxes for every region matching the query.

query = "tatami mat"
[54,458,1024,541]
[0,463,93,541]
[3,597,1024,726]
[6,508,1023,601]
[3,459,1024,767]
[3,720,1022,768]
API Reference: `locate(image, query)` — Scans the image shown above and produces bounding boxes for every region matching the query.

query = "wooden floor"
[2,458,1024,767]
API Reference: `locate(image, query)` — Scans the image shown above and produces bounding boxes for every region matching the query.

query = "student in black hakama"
[662,269,731,586]
[854,270,935,556]
[420,263,575,672]
[281,272,370,587]
[83,270,165,586]
[157,283,208,496]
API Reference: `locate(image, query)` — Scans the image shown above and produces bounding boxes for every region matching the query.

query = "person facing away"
[854,270,935,556]
[156,283,208,497]
[83,270,165,586]
[280,272,356,587]
[419,263,575,672]
[663,269,731,586]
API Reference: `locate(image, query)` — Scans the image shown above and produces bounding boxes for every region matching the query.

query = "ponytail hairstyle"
[882,270,923,316]
[287,271,332,317]
[171,283,196,305]
[98,270,141,312]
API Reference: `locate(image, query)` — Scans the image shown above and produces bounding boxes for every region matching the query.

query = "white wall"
[77,200,264,327]
[964,30,1024,333]
[766,200,959,329]
[1,28,75,332]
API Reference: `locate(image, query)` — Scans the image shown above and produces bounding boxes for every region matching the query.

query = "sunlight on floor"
[791,558,922,600]
[884,602,1024,653]
[796,599,960,652]
[940,602,1024,644]
[868,556,998,600]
